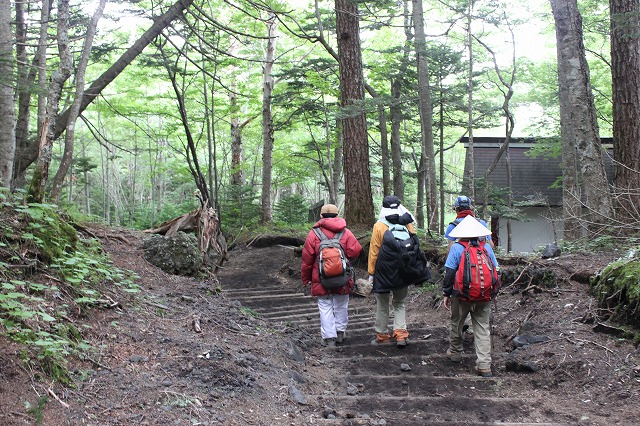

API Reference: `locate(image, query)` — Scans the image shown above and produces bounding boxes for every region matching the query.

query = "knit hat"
[448,215,491,239]
[320,204,339,216]
[382,195,401,208]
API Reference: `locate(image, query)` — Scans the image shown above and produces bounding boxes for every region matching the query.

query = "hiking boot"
[371,333,391,345]
[336,331,346,344]
[476,367,493,377]
[393,329,409,348]
[446,348,463,363]
[322,338,336,347]
[396,337,409,347]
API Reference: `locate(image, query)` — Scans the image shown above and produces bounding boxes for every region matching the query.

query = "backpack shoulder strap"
[312,227,327,241]
[314,227,345,242]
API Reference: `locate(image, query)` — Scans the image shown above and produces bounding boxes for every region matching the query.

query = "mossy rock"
[591,254,640,325]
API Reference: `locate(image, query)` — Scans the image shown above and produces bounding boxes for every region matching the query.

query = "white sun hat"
[448,215,491,239]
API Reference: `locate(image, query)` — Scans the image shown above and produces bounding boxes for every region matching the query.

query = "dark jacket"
[369,213,428,293]
[301,217,362,297]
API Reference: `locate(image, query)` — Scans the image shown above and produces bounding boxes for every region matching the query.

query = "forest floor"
[1,224,640,425]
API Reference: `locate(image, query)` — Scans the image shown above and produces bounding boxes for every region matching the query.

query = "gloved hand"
[368,275,374,284]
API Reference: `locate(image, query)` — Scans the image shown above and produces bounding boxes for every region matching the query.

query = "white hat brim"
[448,215,491,238]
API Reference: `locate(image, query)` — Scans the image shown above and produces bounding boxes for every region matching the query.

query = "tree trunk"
[378,104,390,198]
[466,1,475,204]
[228,38,245,189]
[157,41,210,208]
[260,14,277,224]
[332,117,343,204]
[335,0,374,227]
[0,0,16,188]
[610,0,640,221]
[552,0,614,238]
[438,73,445,235]
[50,0,106,202]
[27,0,73,203]
[412,0,438,231]
[390,80,404,199]
[82,140,90,215]
[476,18,517,251]
[12,0,50,188]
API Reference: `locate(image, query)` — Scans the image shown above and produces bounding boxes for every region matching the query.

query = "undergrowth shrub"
[0,194,139,385]
[590,249,640,327]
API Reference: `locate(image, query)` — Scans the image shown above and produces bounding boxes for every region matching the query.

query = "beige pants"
[374,287,408,335]
[449,297,492,370]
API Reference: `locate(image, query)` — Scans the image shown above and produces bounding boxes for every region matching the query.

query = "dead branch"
[506,310,535,344]
[192,314,202,333]
[70,222,98,239]
[47,387,70,409]
[104,234,129,244]
[84,355,112,371]
[509,264,530,287]
[247,233,265,247]
[146,301,170,310]
[567,337,616,356]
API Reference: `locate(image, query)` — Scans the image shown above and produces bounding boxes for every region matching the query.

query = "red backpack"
[454,240,499,302]
[313,228,352,289]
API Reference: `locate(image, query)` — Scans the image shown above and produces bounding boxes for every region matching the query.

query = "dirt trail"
[1,231,639,425]
[219,243,640,425]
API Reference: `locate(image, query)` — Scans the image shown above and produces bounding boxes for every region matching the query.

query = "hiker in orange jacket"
[368,195,419,347]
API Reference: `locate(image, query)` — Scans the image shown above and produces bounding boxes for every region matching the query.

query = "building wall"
[496,206,563,254]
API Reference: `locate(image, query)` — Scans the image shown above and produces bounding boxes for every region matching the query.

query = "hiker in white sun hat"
[441,215,500,378]
[448,215,492,239]
[445,198,494,341]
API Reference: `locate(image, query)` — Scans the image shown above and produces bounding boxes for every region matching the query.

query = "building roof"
[461,136,614,207]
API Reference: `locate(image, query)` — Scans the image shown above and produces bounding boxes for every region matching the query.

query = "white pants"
[317,294,349,339]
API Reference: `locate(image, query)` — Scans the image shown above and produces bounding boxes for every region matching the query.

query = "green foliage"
[274,194,309,226]
[558,235,624,254]
[14,203,78,262]
[416,281,439,293]
[240,307,260,318]
[0,195,139,386]
[221,184,262,229]
[25,394,48,425]
[591,250,640,326]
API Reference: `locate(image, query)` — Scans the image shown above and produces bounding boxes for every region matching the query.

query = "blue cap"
[454,196,471,209]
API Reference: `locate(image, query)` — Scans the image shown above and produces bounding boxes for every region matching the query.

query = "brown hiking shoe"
[322,338,336,347]
[396,337,408,347]
[393,329,409,347]
[476,367,493,377]
[371,333,391,345]
[446,349,462,363]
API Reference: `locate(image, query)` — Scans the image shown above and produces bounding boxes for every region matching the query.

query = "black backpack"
[386,223,431,285]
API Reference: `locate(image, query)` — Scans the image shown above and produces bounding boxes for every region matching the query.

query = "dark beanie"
[382,195,401,209]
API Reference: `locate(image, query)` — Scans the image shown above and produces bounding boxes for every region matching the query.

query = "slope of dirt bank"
[1,226,639,425]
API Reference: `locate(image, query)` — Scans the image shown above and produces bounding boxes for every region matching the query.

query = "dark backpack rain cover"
[373,224,431,292]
